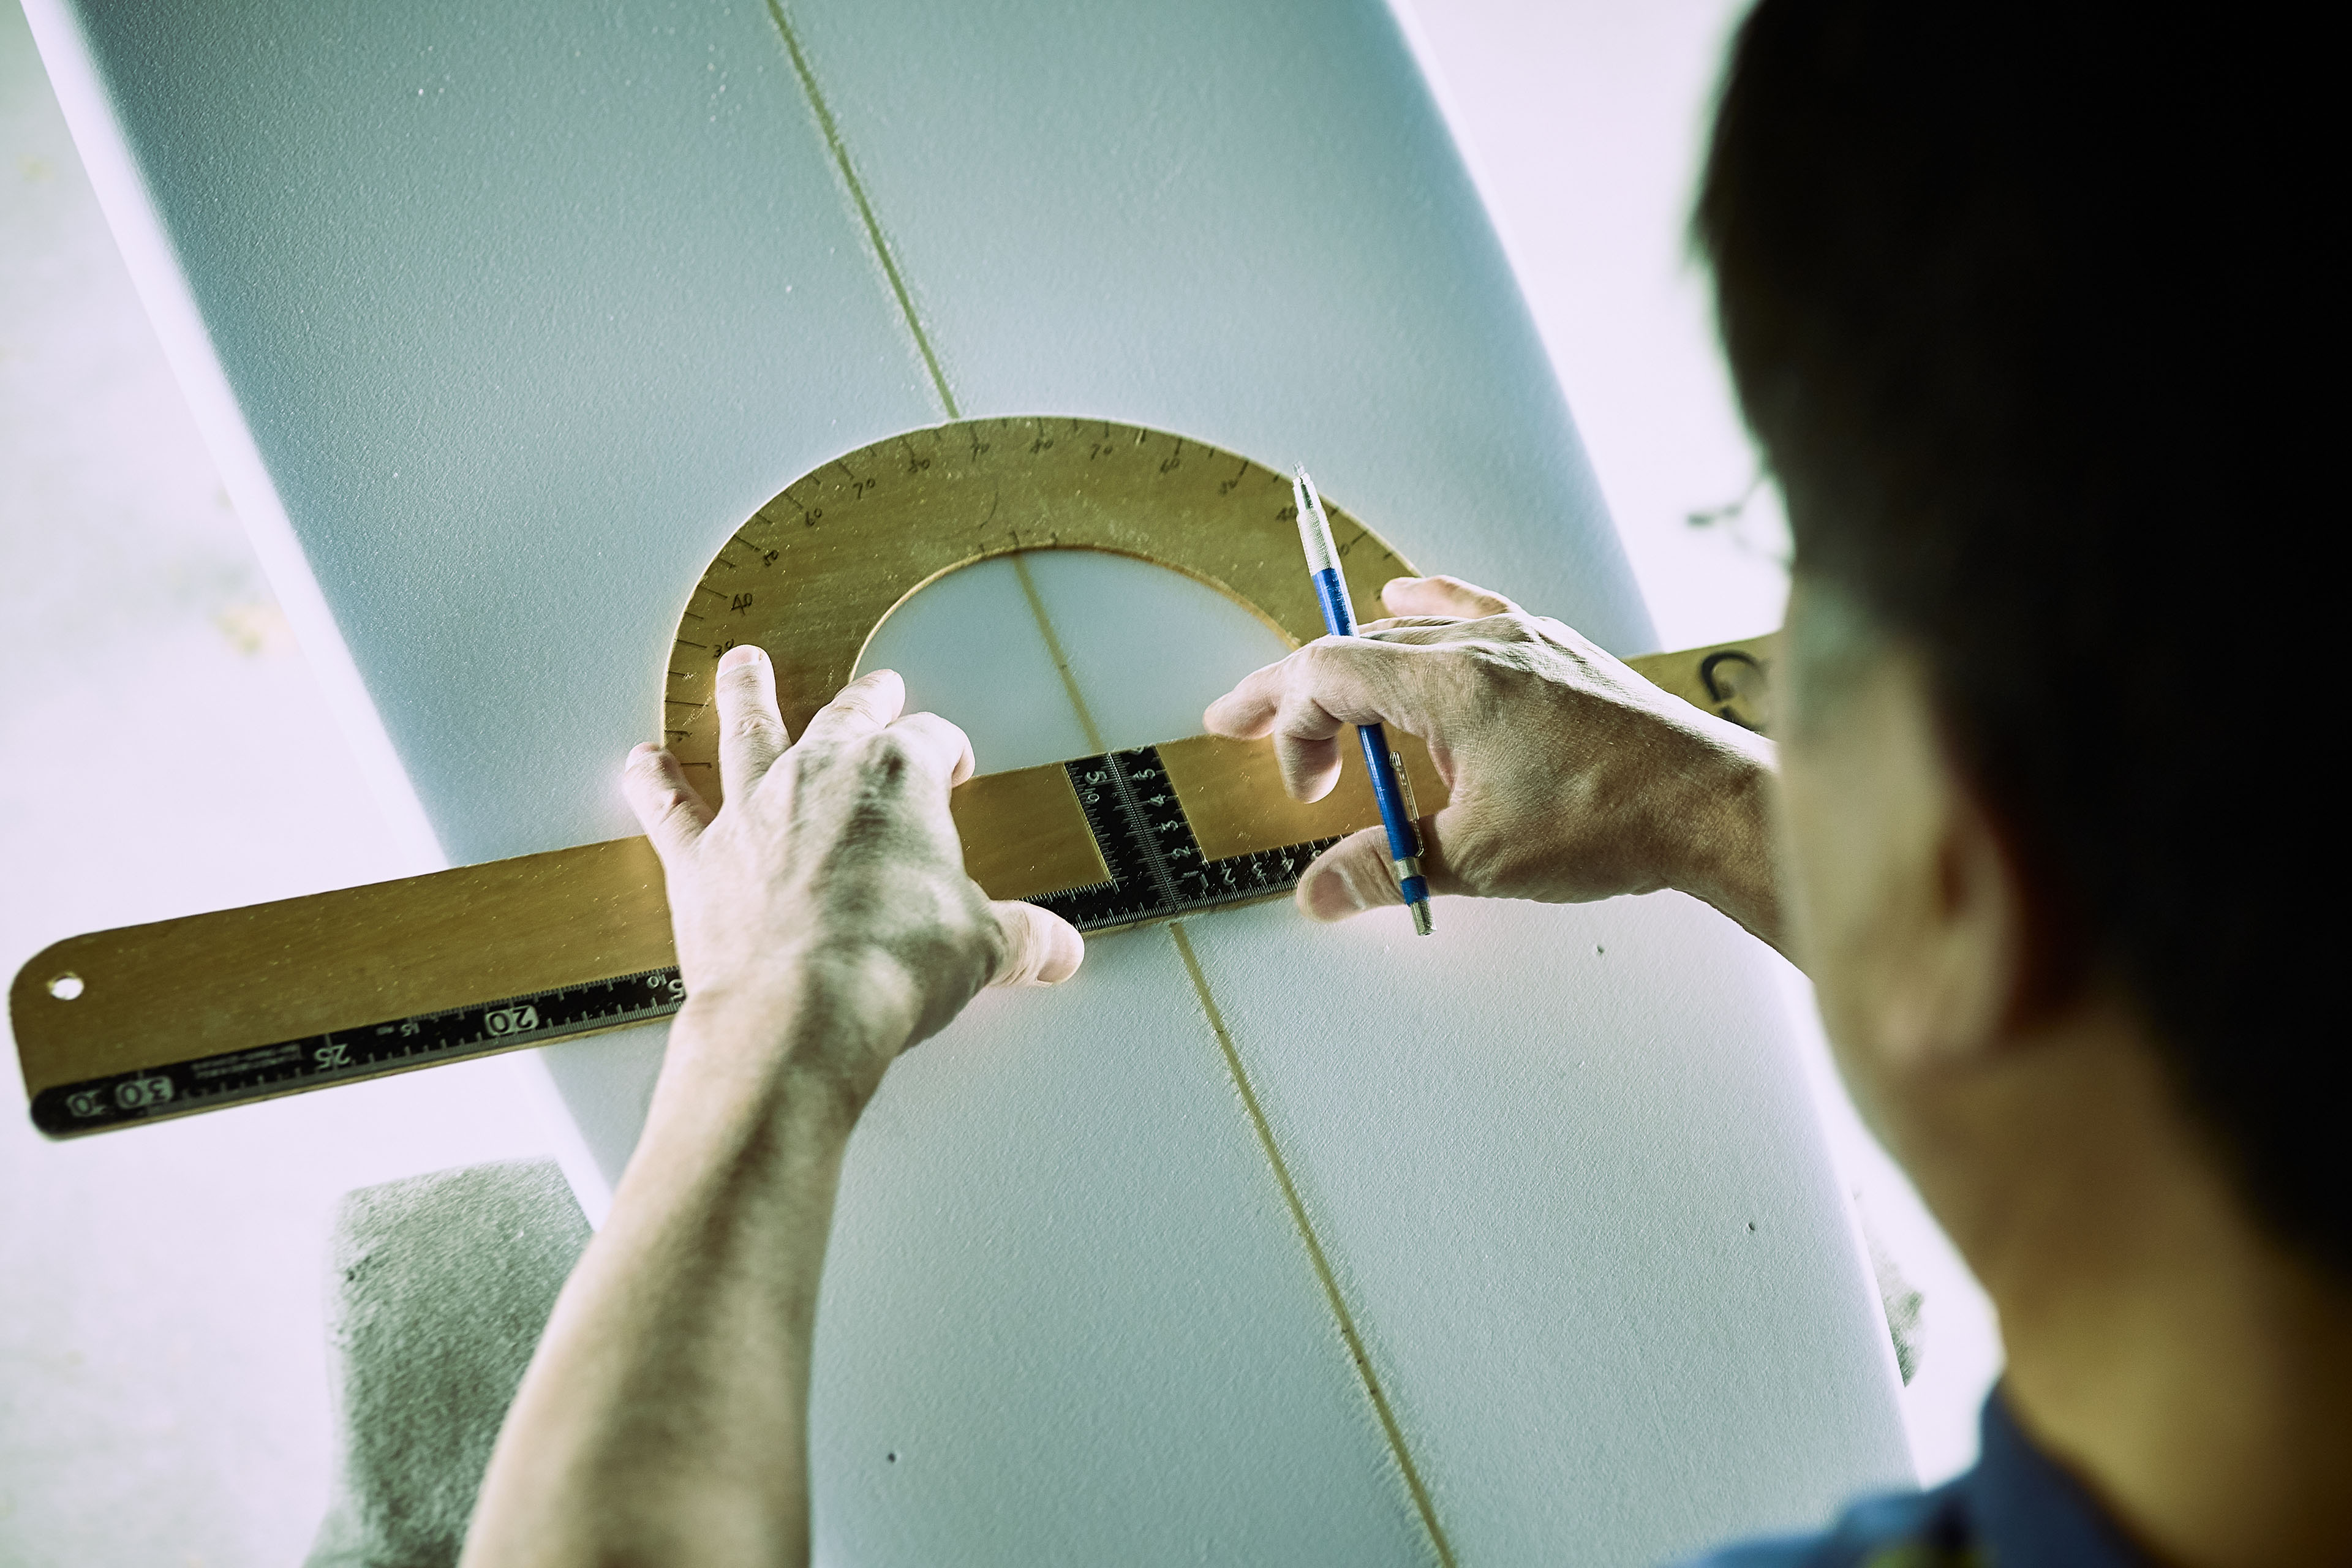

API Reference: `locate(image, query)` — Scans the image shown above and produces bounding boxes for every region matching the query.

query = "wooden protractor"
[666,416,1398,771]
[662,416,1446,908]
[9,416,1776,1137]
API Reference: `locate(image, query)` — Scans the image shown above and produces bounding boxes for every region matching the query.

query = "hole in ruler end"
[47,973,84,1001]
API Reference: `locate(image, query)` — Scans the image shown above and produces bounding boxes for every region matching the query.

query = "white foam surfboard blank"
[39,0,1912,1559]
[812,930,1438,1564]
[785,0,1646,652]
[1187,897,1912,1560]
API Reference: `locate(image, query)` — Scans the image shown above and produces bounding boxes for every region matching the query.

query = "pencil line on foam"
[764,0,959,421]
[1170,922,1458,1567]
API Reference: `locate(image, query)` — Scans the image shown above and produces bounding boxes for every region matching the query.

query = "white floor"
[0,2,1997,1561]
[0,11,561,1562]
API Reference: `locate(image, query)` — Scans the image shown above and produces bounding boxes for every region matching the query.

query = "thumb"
[986,900,1087,986]
[1295,820,1455,921]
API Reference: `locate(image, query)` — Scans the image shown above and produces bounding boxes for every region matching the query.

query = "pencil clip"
[1390,748,1426,858]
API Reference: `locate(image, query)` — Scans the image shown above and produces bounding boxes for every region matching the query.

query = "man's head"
[1695,2,2333,1270]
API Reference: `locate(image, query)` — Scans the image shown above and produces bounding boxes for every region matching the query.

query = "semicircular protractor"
[663,416,1406,778]
[660,416,1450,919]
[9,416,1776,1137]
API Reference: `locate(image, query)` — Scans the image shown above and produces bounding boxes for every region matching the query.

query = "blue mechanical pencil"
[1291,467,1433,936]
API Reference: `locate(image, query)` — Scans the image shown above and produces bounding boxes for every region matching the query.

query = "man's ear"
[1783,643,2041,1080]
[1876,748,2037,1068]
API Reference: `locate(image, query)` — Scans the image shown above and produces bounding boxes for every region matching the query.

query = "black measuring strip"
[1028,745,1343,933]
[34,745,1334,1137]
[33,969,689,1137]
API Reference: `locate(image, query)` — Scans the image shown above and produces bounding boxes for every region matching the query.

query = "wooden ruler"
[9,417,1774,1136]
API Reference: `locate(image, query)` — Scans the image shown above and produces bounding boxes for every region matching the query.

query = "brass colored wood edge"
[952,762,1108,900]
[12,633,1774,1104]
[1626,631,1779,736]
[12,837,675,1095]
[664,416,1419,809]
[1159,733,1450,863]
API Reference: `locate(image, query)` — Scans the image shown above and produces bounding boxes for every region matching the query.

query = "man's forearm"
[462,993,875,1568]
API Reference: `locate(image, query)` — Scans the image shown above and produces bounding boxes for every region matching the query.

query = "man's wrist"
[665,957,920,1133]
[1664,727,1787,954]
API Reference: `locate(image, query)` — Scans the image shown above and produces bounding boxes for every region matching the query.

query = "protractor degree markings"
[898,432,941,478]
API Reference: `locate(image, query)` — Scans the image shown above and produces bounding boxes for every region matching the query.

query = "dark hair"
[1696,3,2335,1267]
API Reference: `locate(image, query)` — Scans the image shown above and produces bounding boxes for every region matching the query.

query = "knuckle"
[899,711,965,755]
[866,727,916,767]
[842,731,921,794]
[982,913,1023,981]
[646,785,700,831]
[818,700,873,736]
[729,710,781,745]
[1291,640,1355,688]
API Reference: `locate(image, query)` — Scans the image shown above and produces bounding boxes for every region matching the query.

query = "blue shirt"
[1684,1390,2149,1568]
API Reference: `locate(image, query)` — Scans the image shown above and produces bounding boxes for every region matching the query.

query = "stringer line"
[1169,923,1458,1567]
[761,14,1452,1561]
[763,0,960,420]
[1011,553,1108,754]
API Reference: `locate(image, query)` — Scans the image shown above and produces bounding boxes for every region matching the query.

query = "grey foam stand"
[305,1160,589,1568]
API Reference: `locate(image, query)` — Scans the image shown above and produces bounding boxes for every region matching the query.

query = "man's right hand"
[1203,575,1785,949]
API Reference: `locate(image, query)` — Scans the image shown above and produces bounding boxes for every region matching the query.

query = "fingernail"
[718,644,762,669]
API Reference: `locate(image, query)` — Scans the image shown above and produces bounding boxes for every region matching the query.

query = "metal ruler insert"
[1033,746,1343,930]
[30,971,688,1137]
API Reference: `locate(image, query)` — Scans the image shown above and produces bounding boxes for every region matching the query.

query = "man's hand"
[622,646,1083,1111]
[464,652,1080,1568]
[1205,575,1784,949]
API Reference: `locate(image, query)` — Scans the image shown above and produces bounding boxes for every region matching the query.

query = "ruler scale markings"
[29,743,1362,1137]
[1106,750,1184,908]
[32,969,689,1136]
